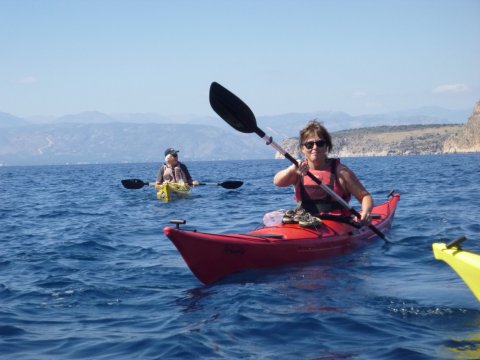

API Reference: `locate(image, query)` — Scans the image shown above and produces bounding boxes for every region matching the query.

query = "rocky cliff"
[276,124,464,159]
[443,101,480,153]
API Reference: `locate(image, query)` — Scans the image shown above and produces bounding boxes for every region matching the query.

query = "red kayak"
[164,193,400,284]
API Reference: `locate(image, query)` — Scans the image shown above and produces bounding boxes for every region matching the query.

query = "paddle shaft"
[255,130,388,241]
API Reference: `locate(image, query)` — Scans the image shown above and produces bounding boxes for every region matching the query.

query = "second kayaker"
[156,148,199,189]
[273,120,373,227]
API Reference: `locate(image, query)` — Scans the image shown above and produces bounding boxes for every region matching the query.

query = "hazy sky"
[1,0,479,118]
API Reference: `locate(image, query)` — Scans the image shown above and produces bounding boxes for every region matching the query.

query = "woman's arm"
[338,165,373,222]
[274,162,303,187]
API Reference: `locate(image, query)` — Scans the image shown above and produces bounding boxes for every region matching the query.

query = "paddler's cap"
[164,148,179,157]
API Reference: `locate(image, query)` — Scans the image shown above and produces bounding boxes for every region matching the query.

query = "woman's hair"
[298,119,332,152]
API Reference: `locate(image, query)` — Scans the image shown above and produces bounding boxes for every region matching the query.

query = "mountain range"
[0,106,473,166]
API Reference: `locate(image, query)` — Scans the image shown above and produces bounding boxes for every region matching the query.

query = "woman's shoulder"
[329,157,344,171]
[335,160,353,177]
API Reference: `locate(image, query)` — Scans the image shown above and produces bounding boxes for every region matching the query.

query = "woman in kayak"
[156,148,199,188]
[273,120,373,226]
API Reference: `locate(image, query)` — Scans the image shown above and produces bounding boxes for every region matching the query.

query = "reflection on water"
[176,287,218,313]
[445,333,480,359]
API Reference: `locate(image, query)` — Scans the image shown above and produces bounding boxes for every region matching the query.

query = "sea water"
[1,154,479,359]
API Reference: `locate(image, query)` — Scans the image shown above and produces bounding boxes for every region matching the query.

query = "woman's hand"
[274,160,304,187]
[297,161,309,176]
[360,210,372,224]
[359,194,374,224]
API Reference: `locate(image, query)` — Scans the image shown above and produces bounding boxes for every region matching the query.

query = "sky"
[1,0,479,118]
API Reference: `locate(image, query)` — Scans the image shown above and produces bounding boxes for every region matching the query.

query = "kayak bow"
[164,193,400,284]
[433,237,480,301]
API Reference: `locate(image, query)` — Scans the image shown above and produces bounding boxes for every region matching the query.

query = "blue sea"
[1,154,479,359]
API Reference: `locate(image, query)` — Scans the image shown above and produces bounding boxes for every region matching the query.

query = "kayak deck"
[157,182,191,202]
[164,193,400,284]
[433,240,480,301]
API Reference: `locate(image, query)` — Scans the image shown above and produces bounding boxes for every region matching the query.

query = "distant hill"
[386,106,469,121]
[0,104,475,166]
[56,111,115,124]
[0,105,469,132]
[277,124,463,158]
[0,123,272,166]
[276,102,480,158]
[0,112,29,127]
[257,107,469,136]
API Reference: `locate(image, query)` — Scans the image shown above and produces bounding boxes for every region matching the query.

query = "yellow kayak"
[432,237,480,301]
[156,182,191,202]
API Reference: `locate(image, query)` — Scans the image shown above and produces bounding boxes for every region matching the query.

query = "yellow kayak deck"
[432,241,480,301]
[156,182,191,202]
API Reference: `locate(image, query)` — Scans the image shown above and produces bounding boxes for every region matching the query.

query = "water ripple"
[0,155,479,359]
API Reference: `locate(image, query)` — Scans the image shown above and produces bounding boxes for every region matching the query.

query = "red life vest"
[294,158,351,215]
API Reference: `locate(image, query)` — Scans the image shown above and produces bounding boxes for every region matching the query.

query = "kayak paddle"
[121,178,243,190]
[209,81,389,242]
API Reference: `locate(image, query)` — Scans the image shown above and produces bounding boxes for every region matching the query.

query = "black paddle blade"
[121,179,147,189]
[220,180,243,189]
[209,82,259,134]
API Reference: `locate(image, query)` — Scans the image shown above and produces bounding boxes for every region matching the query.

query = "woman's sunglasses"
[302,139,326,149]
